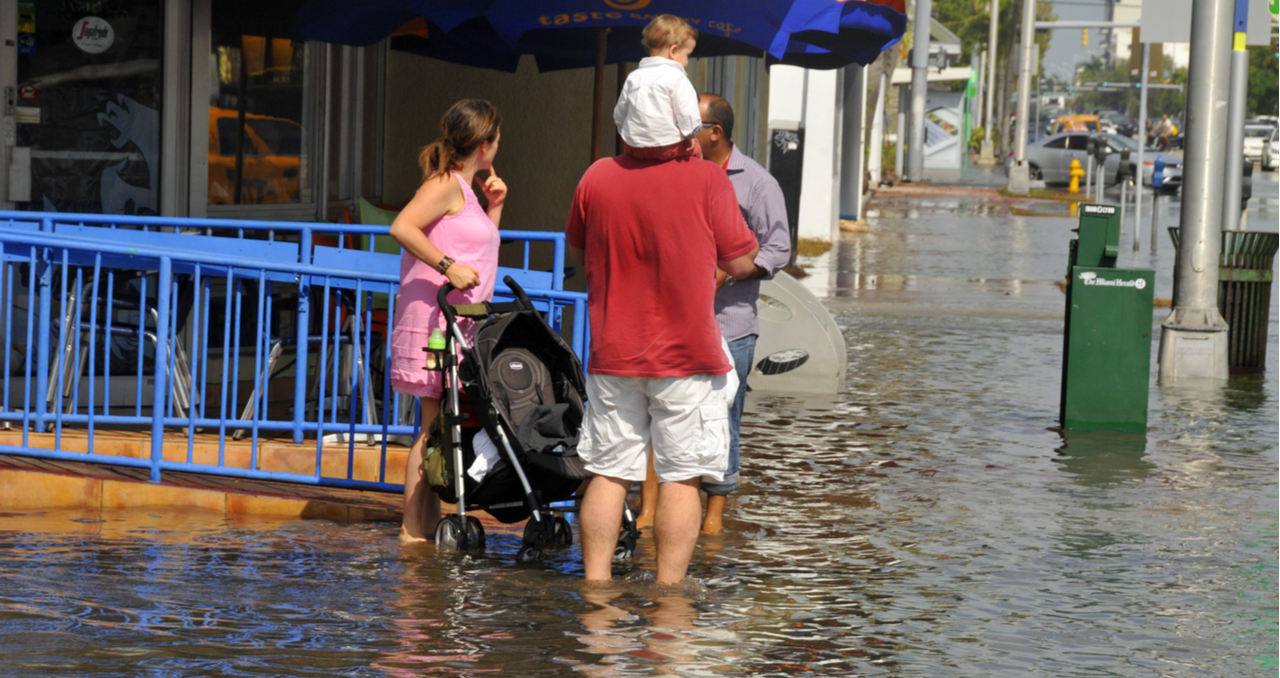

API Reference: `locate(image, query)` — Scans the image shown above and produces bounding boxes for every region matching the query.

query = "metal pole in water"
[896,91,906,180]
[1134,42,1149,243]
[906,0,932,181]
[1133,187,1143,253]
[1086,154,1094,201]
[1220,0,1250,232]
[1120,175,1128,234]
[1151,192,1160,253]
[1007,0,1037,194]
[1158,0,1232,381]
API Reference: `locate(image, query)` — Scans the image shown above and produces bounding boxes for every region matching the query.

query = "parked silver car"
[1021,132,1182,193]
[1243,124,1272,162]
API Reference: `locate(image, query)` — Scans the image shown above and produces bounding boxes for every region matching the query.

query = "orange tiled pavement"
[0,429,503,524]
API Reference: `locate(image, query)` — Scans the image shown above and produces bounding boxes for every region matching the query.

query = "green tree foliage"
[1073,42,1277,123]
[1073,54,1187,123]
[1247,45,1278,118]
[931,0,1055,62]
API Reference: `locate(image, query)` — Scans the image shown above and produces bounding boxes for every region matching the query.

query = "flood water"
[2,185,1277,676]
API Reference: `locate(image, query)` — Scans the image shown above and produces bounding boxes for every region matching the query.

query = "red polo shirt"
[566,155,756,378]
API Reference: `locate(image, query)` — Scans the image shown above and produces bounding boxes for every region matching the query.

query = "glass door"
[14,0,164,215]
[205,0,322,219]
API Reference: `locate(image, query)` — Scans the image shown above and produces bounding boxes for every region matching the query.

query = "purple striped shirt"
[715,144,792,342]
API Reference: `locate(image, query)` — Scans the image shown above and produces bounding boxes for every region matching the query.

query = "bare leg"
[701,494,726,534]
[400,397,442,543]
[653,477,702,584]
[580,475,630,581]
[634,450,657,530]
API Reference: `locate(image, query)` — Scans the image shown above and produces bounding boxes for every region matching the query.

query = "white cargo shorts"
[578,359,737,485]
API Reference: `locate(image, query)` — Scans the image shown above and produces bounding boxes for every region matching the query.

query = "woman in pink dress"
[389,99,506,543]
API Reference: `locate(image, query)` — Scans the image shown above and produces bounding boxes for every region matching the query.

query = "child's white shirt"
[613,57,702,148]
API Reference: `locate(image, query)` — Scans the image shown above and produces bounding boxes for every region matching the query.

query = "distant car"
[1242,124,1273,162]
[1099,119,1118,135]
[1019,132,1181,193]
[1101,112,1137,137]
[1263,127,1279,172]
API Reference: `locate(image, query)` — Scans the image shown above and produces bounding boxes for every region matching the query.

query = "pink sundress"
[389,171,500,398]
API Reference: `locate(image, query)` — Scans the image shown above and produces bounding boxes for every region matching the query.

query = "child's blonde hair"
[641,15,698,52]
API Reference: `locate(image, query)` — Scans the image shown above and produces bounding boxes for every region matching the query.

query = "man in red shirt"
[567,152,758,584]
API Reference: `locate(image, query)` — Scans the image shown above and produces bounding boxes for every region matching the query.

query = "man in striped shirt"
[695,93,792,533]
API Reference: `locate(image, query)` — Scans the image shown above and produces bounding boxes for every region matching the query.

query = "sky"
[1041,0,1124,81]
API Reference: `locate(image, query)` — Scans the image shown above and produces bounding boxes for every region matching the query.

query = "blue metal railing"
[0,212,587,493]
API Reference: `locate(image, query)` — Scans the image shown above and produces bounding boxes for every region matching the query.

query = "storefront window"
[15,0,164,215]
[208,3,316,206]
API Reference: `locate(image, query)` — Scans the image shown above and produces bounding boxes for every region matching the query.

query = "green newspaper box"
[1059,204,1155,433]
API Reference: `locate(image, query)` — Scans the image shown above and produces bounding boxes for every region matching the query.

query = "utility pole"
[1007,0,1036,194]
[1220,0,1249,232]
[1158,0,1232,381]
[977,49,987,133]
[979,0,998,165]
[906,0,932,181]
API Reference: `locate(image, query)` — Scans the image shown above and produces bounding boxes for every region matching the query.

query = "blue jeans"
[702,334,755,496]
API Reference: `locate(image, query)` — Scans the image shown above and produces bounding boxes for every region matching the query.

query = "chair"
[356,196,403,255]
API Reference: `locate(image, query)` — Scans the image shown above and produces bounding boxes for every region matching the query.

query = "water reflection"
[573,584,711,676]
[1054,430,1152,486]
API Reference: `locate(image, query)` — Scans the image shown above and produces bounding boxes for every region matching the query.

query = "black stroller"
[423,276,640,563]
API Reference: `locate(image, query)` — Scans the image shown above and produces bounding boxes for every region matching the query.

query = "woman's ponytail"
[419,99,503,183]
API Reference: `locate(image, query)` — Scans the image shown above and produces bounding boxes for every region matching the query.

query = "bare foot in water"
[399,526,431,544]
[634,509,655,531]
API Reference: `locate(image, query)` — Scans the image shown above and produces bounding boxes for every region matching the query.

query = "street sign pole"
[1007,0,1037,194]
[1158,0,1232,381]
[906,0,931,181]
[1220,0,1250,232]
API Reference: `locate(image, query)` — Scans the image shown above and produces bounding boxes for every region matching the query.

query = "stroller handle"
[437,282,459,327]
[503,275,538,313]
[436,276,539,328]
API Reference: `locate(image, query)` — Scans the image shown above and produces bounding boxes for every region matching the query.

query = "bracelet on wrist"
[436,256,455,274]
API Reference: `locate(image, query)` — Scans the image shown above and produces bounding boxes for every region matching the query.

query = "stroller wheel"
[612,544,633,562]
[435,516,463,551]
[516,544,542,564]
[552,517,573,547]
[613,529,637,561]
[465,516,486,551]
[523,517,554,548]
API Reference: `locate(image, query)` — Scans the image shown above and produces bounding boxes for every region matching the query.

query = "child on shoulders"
[613,15,703,161]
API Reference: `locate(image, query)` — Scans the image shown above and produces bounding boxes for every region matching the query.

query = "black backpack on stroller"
[423,277,639,563]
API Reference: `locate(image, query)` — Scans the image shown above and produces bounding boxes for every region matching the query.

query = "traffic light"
[1081,29,1088,47]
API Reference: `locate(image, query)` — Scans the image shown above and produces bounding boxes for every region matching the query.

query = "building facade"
[1,0,768,236]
